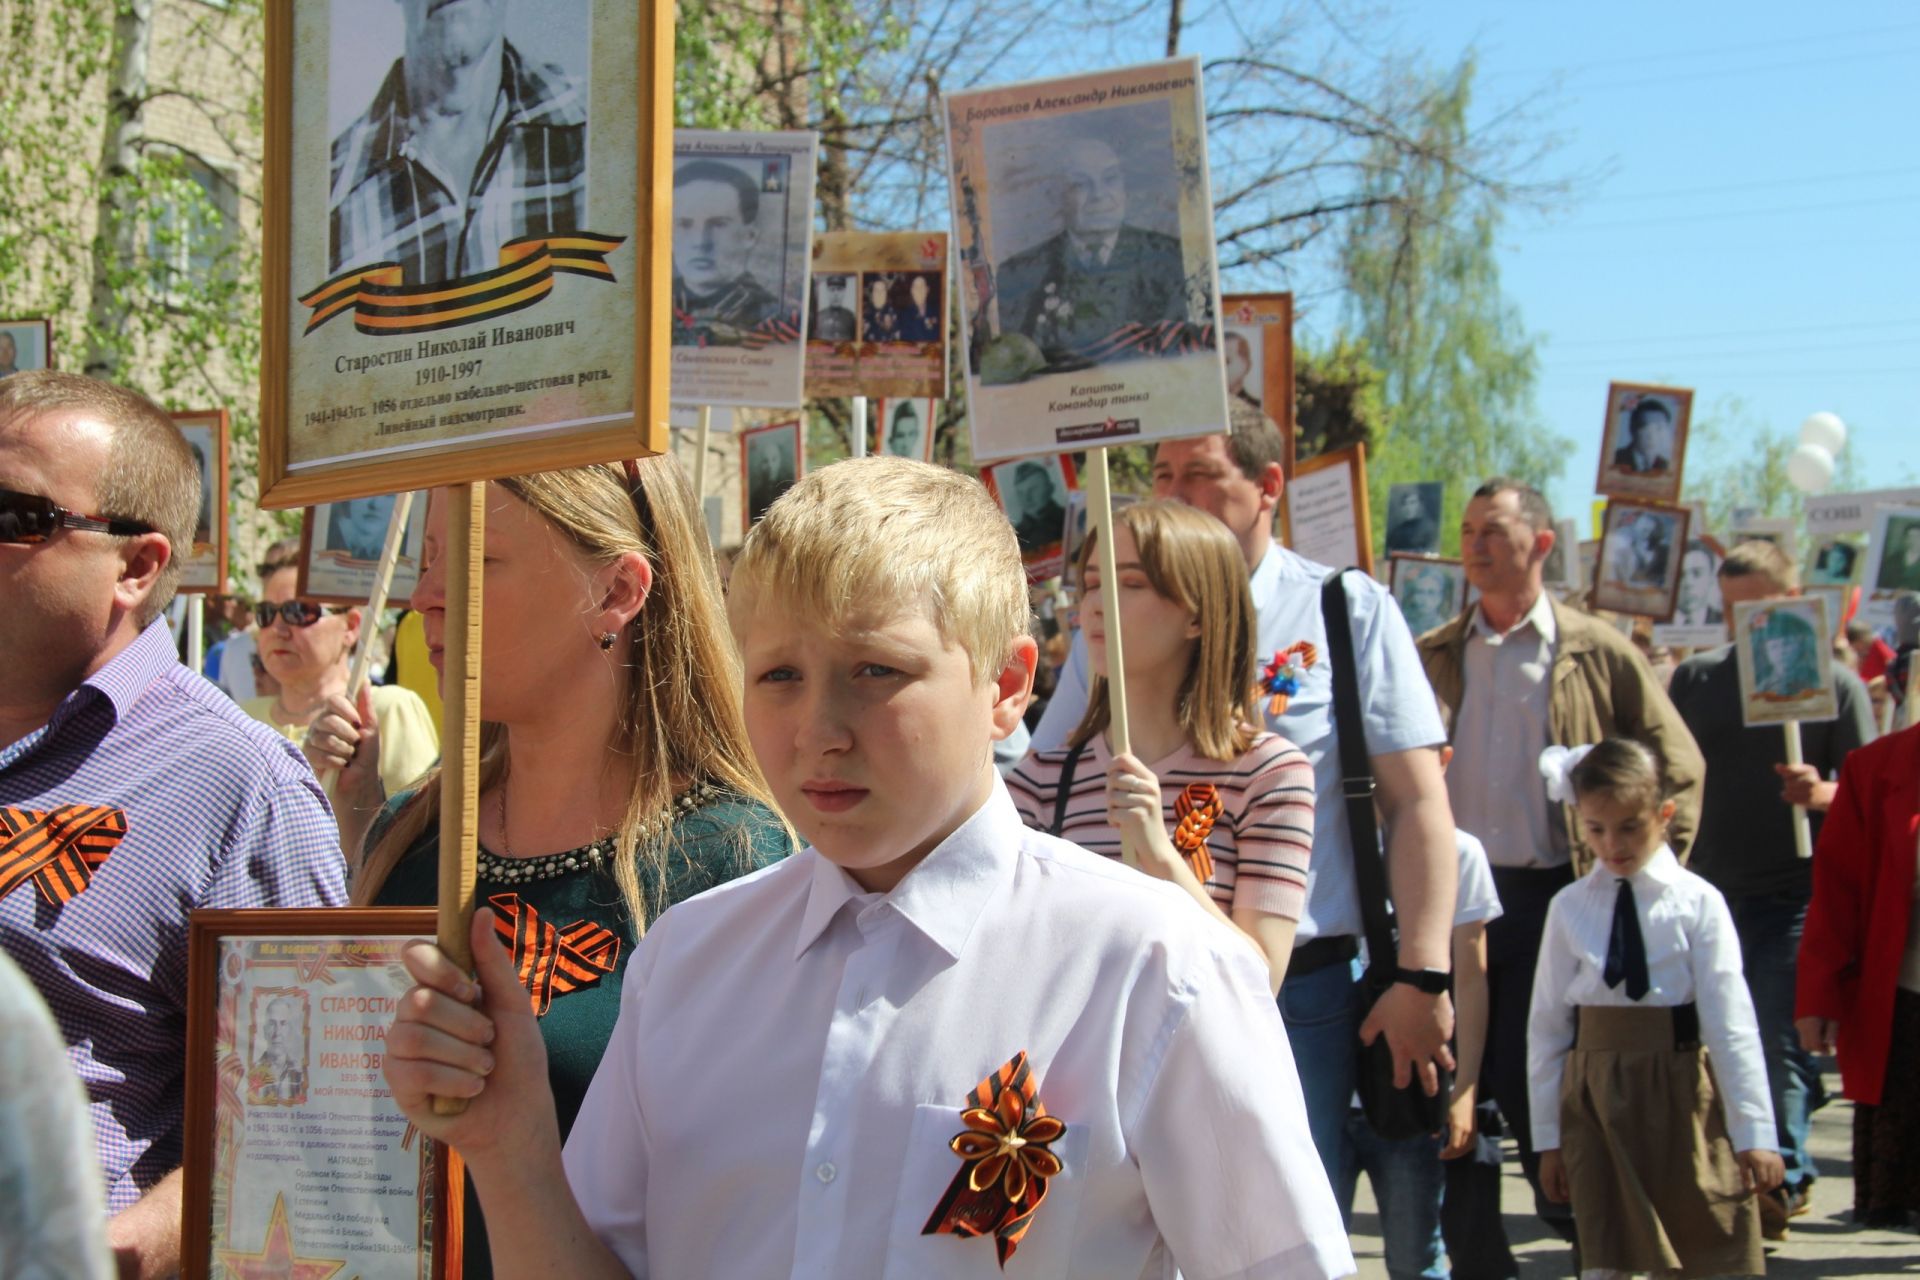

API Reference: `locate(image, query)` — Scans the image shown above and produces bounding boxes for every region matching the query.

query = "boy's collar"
[1590,843,1681,889]
[792,779,1020,962]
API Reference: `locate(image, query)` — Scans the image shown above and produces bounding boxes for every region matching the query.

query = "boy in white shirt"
[384,458,1353,1278]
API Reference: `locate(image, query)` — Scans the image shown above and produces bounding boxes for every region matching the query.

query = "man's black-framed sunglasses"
[254,601,330,629]
[0,487,156,545]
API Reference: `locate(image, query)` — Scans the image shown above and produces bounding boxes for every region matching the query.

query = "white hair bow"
[1538,744,1596,806]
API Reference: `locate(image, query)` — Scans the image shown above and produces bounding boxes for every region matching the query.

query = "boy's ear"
[989,636,1039,741]
[1658,797,1679,824]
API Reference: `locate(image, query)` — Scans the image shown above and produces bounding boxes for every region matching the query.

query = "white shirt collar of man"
[1470,588,1557,646]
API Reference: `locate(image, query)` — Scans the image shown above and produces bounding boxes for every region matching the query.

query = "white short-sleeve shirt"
[561,781,1355,1280]
[1034,545,1446,942]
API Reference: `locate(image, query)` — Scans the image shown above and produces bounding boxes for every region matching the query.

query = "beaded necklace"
[475,778,723,885]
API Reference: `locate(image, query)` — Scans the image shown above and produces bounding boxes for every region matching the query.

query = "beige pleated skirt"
[1560,1006,1764,1278]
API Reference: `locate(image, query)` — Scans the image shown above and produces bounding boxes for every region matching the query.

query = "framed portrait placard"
[260,0,675,508]
[944,56,1228,461]
[173,409,230,595]
[1731,595,1838,726]
[1286,443,1373,575]
[1220,292,1295,477]
[1595,381,1692,504]
[182,909,460,1279]
[873,397,939,461]
[1387,555,1467,638]
[1861,505,1920,627]
[983,453,1080,584]
[1652,535,1730,648]
[0,316,53,374]
[1383,482,1444,557]
[1805,485,1920,537]
[741,418,804,533]
[1805,537,1862,588]
[296,493,430,606]
[669,129,820,409]
[805,231,948,399]
[1593,499,1691,619]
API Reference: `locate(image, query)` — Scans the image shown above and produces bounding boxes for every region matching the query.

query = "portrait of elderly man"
[247,993,307,1106]
[671,159,787,344]
[992,134,1188,361]
[329,0,587,286]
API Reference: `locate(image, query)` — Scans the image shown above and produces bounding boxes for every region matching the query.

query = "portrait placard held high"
[1731,595,1838,726]
[804,232,948,400]
[670,130,819,408]
[1592,498,1691,620]
[172,410,229,594]
[1595,381,1693,505]
[945,58,1228,461]
[263,0,673,507]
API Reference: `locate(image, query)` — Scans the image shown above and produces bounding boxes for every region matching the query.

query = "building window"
[149,157,238,303]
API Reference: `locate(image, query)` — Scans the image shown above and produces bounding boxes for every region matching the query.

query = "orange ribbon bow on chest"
[487,893,622,1017]
[0,804,128,906]
[922,1051,1067,1268]
[1171,782,1223,885]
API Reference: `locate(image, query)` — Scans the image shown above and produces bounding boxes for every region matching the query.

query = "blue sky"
[1288,3,1920,525]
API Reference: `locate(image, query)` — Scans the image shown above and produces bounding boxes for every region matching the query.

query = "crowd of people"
[3,364,1918,1278]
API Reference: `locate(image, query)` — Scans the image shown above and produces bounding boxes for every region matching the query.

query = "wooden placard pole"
[185,594,205,676]
[1783,721,1812,860]
[691,405,712,513]
[1086,447,1130,758]
[851,395,869,459]
[433,482,485,1117]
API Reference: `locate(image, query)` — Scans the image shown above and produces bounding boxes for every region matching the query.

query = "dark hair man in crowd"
[1417,476,1705,1258]
[0,372,344,1277]
[1612,400,1673,474]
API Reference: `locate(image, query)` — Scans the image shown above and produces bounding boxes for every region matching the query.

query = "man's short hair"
[1720,537,1799,592]
[729,457,1027,685]
[0,371,198,625]
[672,160,759,224]
[1151,403,1287,484]
[1470,476,1554,533]
[1628,400,1672,433]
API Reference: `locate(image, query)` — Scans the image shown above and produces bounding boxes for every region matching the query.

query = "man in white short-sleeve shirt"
[1035,422,1459,1194]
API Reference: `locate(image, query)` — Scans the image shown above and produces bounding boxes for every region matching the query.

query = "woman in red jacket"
[1797,721,1920,1227]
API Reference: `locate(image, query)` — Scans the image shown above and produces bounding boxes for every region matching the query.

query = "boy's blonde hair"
[1069,500,1259,762]
[729,456,1028,682]
[1721,537,1799,592]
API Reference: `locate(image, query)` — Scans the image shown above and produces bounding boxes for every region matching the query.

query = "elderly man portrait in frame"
[246,992,308,1107]
[323,495,394,561]
[809,273,857,342]
[670,158,786,343]
[992,132,1187,363]
[1875,517,1920,593]
[329,0,587,286]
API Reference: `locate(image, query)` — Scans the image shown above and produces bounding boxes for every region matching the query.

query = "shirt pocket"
[880,1101,1091,1280]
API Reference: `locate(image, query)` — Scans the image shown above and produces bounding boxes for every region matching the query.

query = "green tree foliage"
[1333,61,1564,559]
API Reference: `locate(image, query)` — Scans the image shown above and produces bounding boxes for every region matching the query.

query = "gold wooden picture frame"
[257,0,675,509]
[172,409,231,595]
[1595,380,1693,505]
[1592,497,1692,620]
[1286,441,1373,575]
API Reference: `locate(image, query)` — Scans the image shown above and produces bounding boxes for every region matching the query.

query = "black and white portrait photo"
[1384,483,1443,557]
[246,989,308,1108]
[671,153,794,344]
[1867,509,1920,594]
[0,319,52,378]
[741,420,802,532]
[985,102,1189,369]
[170,410,227,593]
[1593,500,1690,619]
[984,454,1078,583]
[809,272,858,342]
[326,0,589,285]
[1806,539,1861,587]
[895,271,943,344]
[323,496,395,561]
[1673,539,1725,627]
[182,431,216,549]
[1596,382,1692,504]
[877,398,935,462]
[1389,556,1465,638]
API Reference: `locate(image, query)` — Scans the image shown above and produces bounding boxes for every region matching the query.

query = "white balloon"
[1787,442,1835,494]
[1799,411,1847,455]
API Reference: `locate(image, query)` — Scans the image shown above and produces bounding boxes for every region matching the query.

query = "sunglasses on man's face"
[254,601,329,629]
[0,487,156,545]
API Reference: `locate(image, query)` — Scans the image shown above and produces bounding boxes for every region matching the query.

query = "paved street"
[1348,1071,1920,1277]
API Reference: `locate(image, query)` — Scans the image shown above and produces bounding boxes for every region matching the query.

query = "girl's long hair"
[351,457,781,932]
[1068,500,1259,761]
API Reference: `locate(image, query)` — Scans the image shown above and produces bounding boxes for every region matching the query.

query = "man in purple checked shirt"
[0,372,344,1278]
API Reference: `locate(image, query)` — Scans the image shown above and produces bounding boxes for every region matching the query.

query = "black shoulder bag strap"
[1049,741,1089,838]
[1319,569,1398,971]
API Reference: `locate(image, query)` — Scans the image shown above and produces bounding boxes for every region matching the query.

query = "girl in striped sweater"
[1008,500,1312,992]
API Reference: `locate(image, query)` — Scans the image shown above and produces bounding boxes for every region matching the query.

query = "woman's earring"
[598,631,618,651]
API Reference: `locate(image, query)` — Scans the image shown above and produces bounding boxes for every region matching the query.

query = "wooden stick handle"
[1783,720,1812,860]
[1087,447,1129,758]
[691,405,711,521]
[852,395,869,458]
[432,482,485,1116]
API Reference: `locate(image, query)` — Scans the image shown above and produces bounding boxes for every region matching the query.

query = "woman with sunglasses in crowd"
[241,538,439,851]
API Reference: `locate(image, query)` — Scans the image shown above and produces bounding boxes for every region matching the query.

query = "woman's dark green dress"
[371,784,788,1278]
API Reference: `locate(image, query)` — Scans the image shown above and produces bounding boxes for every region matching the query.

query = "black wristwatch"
[1391,966,1451,995]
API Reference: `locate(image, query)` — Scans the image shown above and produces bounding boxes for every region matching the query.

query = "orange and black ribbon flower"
[0,804,127,906]
[1171,782,1223,885]
[1258,640,1319,716]
[301,232,626,337]
[487,892,621,1017]
[922,1051,1067,1268]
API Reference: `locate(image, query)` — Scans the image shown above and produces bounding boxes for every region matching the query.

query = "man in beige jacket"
[1415,477,1704,1262]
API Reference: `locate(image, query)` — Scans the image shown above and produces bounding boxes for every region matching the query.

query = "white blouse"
[1526,846,1775,1154]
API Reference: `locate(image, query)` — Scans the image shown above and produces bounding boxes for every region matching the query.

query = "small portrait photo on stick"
[741,418,803,532]
[1865,507,1920,595]
[1383,482,1443,557]
[0,318,53,376]
[983,453,1078,583]
[1731,595,1838,725]
[1592,498,1691,619]
[1595,381,1692,504]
